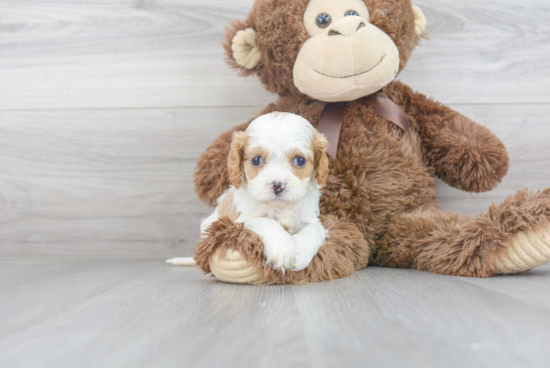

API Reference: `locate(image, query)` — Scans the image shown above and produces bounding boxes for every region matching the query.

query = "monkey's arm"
[391,81,509,193]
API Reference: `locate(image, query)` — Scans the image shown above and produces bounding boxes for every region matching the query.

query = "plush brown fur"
[376,188,550,277]
[192,0,550,283]
[194,215,370,285]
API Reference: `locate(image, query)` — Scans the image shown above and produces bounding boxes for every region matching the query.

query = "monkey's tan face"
[293,0,400,102]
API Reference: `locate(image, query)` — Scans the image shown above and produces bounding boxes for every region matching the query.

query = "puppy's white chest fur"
[233,182,321,234]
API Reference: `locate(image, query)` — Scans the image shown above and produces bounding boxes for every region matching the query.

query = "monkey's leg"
[194,215,370,285]
[374,188,550,277]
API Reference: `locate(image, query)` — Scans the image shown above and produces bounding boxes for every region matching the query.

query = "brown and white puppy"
[170,112,330,272]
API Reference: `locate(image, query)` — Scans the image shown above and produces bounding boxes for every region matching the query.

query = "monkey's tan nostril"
[327,18,366,37]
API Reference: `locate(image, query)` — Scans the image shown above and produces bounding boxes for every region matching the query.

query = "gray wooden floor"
[2,260,550,368]
[1,0,550,367]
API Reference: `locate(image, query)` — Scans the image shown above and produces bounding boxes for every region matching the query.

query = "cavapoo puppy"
[168,112,330,272]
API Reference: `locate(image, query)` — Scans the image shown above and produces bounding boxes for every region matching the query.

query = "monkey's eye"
[345,10,359,17]
[294,156,307,167]
[316,13,331,28]
[251,156,263,167]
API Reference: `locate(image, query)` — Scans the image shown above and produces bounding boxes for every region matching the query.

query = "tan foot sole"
[209,248,262,284]
[494,226,550,274]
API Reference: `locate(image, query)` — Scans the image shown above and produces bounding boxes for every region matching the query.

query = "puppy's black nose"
[272,181,284,195]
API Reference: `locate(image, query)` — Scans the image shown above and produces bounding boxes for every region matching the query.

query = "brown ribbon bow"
[317,91,410,158]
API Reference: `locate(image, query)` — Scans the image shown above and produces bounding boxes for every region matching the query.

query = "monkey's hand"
[392,81,509,193]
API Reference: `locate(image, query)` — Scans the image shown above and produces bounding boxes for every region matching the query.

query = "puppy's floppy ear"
[227,131,246,189]
[222,19,261,74]
[313,130,329,187]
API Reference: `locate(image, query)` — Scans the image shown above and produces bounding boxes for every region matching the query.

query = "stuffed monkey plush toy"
[192,0,550,284]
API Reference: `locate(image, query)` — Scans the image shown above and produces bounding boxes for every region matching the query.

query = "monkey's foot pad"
[495,226,550,274]
[209,248,262,284]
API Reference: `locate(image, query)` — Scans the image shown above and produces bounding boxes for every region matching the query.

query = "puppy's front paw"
[290,251,314,272]
[289,226,329,271]
[263,242,295,273]
[243,217,295,272]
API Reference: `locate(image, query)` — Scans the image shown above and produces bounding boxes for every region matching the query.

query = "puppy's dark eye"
[294,156,307,167]
[345,10,359,17]
[316,13,331,28]
[251,156,263,167]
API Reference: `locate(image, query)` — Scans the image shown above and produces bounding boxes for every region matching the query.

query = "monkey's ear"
[223,20,261,73]
[412,5,427,37]
[313,131,329,187]
[232,28,261,69]
[227,131,246,189]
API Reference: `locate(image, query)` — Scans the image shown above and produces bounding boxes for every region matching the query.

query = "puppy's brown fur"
[227,131,247,189]
[217,191,240,222]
